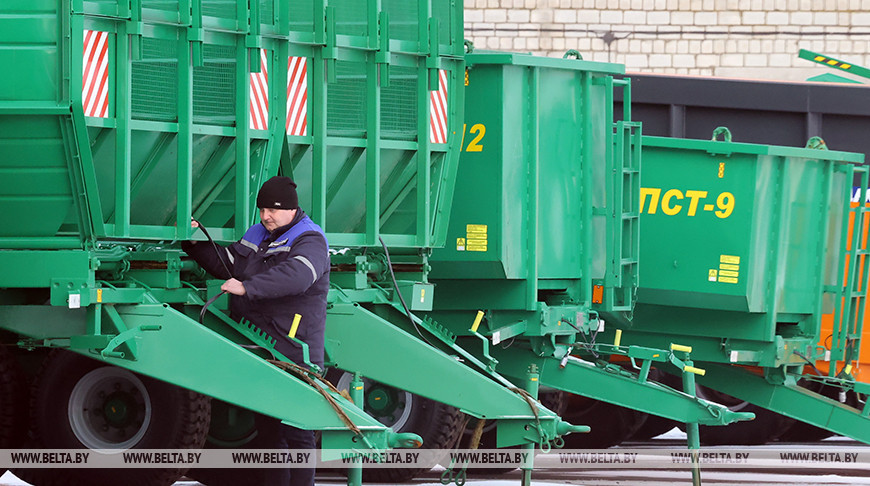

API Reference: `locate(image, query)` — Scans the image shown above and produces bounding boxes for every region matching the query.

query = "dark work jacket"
[182,211,329,367]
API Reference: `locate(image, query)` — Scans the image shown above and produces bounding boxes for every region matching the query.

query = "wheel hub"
[69,367,151,449]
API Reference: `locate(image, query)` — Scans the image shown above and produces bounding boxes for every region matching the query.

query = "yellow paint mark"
[288,313,302,338]
[471,310,484,333]
[814,55,826,62]
[720,255,740,265]
[97,288,103,303]
[531,377,538,381]
[653,354,660,358]
[842,63,852,69]
[718,162,725,178]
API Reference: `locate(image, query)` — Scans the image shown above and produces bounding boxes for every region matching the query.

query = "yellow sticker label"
[719,270,739,278]
[465,224,487,252]
[708,269,718,282]
[720,255,740,265]
[456,237,466,251]
[719,263,740,271]
[718,162,725,178]
[718,276,739,284]
[97,288,103,303]
[466,224,487,234]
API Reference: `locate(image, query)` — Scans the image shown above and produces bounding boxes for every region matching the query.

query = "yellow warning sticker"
[456,237,466,251]
[708,269,718,282]
[718,276,739,284]
[465,224,488,252]
[719,263,739,271]
[97,288,103,303]
[467,224,487,234]
[719,270,739,278]
[720,255,740,265]
[467,242,487,252]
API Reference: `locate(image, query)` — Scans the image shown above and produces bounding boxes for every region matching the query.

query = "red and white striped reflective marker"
[429,69,448,144]
[286,56,308,136]
[82,30,109,118]
[249,49,269,130]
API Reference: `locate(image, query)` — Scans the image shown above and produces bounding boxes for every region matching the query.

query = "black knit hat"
[256,176,298,209]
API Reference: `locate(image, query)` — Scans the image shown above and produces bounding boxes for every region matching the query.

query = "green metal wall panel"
[622,135,863,365]
[0,0,464,252]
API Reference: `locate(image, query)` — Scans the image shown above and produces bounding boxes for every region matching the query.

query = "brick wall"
[464,0,870,81]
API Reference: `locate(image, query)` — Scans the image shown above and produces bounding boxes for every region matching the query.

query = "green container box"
[624,134,864,365]
[429,51,639,315]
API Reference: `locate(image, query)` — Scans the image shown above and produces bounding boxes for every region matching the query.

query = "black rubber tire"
[17,350,211,486]
[696,385,793,446]
[185,401,263,486]
[778,382,859,443]
[629,413,679,441]
[462,389,568,477]
[0,344,27,478]
[628,368,679,441]
[325,370,465,483]
[560,395,648,449]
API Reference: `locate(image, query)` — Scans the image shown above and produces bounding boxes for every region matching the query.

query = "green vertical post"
[347,373,364,486]
[521,364,539,486]
[525,68,539,311]
[176,19,193,240]
[311,43,327,226]
[580,72,594,307]
[366,4,382,246]
[681,355,702,486]
[114,22,132,237]
[235,12,252,235]
[416,56,432,247]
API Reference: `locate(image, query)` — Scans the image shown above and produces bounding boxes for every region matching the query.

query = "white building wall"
[464,0,870,81]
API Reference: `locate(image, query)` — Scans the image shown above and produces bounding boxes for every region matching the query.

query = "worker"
[183,175,328,486]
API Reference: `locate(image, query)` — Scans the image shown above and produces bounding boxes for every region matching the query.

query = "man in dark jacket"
[183,176,328,486]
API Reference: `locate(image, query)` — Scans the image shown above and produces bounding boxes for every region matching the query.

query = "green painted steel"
[698,363,870,444]
[0,0,463,250]
[429,51,633,315]
[0,303,400,450]
[621,134,867,368]
[421,51,753,438]
[0,0,467,459]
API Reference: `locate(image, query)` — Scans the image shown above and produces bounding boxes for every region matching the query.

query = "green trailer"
[426,50,752,460]
[427,49,870,460]
[0,2,584,486]
[617,131,870,445]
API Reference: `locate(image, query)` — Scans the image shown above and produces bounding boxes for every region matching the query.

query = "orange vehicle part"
[818,196,870,381]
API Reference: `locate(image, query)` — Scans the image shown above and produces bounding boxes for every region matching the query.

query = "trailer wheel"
[20,350,210,486]
[327,370,464,483]
[628,368,679,441]
[0,344,27,477]
[778,381,859,443]
[696,385,793,445]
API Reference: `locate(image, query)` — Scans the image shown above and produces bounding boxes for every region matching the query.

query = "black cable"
[190,218,234,323]
[378,236,435,348]
[191,217,234,280]
[199,290,227,324]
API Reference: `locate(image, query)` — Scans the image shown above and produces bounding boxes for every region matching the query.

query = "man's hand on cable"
[221,278,247,296]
